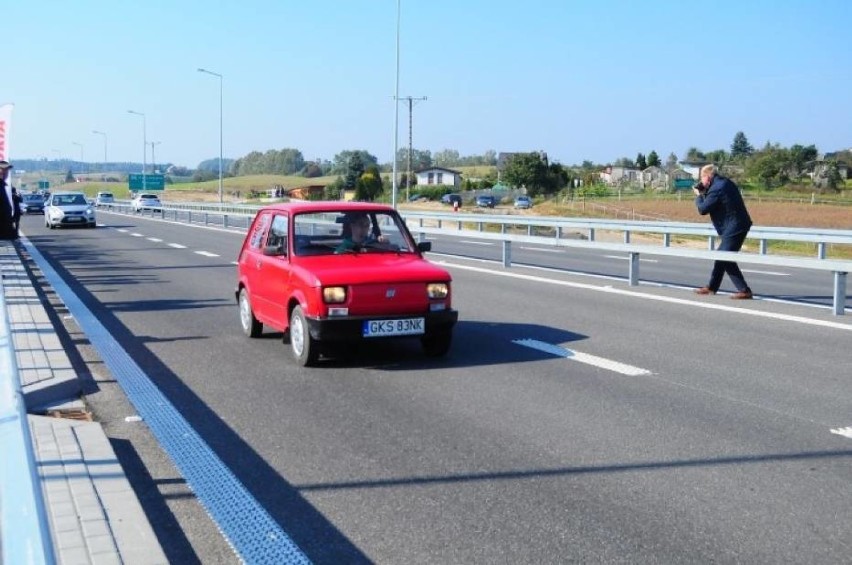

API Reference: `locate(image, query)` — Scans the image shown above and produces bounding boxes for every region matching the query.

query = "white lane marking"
[830,427,852,439]
[519,246,563,253]
[168,243,187,249]
[147,237,163,242]
[130,232,144,237]
[604,254,659,263]
[459,240,493,246]
[742,269,790,276]
[440,261,852,331]
[513,339,652,376]
[195,251,219,258]
[116,229,129,233]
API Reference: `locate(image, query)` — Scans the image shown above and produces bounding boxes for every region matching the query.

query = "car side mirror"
[417,241,432,253]
[263,245,286,257]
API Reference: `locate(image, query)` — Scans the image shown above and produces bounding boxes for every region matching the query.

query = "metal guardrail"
[0,271,56,565]
[101,200,851,314]
[401,211,852,259]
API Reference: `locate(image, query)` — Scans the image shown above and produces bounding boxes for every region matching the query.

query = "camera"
[693,181,705,192]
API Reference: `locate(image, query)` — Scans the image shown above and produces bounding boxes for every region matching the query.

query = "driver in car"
[335,212,388,253]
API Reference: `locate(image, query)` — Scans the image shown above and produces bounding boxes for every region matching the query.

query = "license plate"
[66,217,82,222]
[363,317,425,337]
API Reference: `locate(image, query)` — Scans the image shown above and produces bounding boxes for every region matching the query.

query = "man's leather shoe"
[694,287,716,295]
[730,289,753,300]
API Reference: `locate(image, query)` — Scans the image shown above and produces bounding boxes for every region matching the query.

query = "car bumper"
[306,309,458,342]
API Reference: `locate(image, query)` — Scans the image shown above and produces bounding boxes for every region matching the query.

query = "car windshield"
[55,194,87,205]
[292,210,415,256]
[24,194,43,202]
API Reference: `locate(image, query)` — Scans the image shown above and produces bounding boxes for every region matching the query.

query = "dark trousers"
[708,231,750,292]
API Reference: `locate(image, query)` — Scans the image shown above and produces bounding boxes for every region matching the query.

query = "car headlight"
[427,283,449,299]
[323,286,347,304]
[86,208,95,216]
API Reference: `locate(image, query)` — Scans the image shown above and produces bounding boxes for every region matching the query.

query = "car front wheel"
[289,305,319,366]
[238,288,262,338]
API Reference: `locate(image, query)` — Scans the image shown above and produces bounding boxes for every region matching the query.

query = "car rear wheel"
[238,288,262,338]
[289,305,318,366]
[421,330,452,357]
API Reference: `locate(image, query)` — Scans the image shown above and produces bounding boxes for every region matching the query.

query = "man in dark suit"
[693,164,754,299]
[0,160,16,240]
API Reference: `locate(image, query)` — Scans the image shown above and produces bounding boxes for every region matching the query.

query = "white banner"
[1,103,12,218]
[0,103,11,162]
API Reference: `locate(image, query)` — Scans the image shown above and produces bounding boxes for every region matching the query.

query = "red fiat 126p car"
[236,201,458,366]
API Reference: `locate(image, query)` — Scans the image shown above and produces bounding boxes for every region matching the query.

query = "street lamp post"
[71,141,84,173]
[127,110,147,191]
[391,0,401,209]
[92,130,107,173]
[198,67,224,204]
[150,141,161,173]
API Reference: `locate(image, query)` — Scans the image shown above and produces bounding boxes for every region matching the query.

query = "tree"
[343,153,366,190]
[647,151,661,168]
[613,157,634,168]
[705,149,728,165]
[332,150,378,175]
[730,131,754,160]
[355,165,384,201]
[502,152,566,197]
[745,145,786,188]
[301,162,323,178]
[788,144,818,180]
[684,147,706,161]
[665,152,679,171]
[635,153,647,170]
[433,149,460,167]
[65,169,76,183]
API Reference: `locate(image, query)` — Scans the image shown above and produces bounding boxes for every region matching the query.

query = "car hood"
[50,204,91,212]
[295,253,452,286]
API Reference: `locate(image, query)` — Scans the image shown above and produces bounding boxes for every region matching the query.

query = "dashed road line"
[195,251,219,258]
[513,338,652,376]
[147,237,163,242]
[830,426,852,439]
[168,243,187,249]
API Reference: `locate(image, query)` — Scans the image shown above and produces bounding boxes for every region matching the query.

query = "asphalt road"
[18,211,852,564]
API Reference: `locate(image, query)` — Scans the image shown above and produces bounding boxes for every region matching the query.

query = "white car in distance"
[132,193,162,212]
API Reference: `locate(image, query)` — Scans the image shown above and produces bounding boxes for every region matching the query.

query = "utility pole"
[398,95,426,202]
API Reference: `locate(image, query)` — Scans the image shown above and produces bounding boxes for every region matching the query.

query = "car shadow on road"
[315,320,588,370]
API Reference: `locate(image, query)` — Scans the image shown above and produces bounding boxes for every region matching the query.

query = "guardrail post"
[188,211,192,224]
[556,227,562,240]
[833,272,847,316]
[478,222,483,232]
[663,233,670,247]
[759,239,767,254]
[223,214,229,229]
[502,240,512,268]
[628,252,640,286]
[624,230,631,244]
[204,213,209,226]
[589,228,595,242]
[818,242,826,259]
[708,236,715,250]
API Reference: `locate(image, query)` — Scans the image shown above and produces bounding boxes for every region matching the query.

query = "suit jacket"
[695,174,752,237]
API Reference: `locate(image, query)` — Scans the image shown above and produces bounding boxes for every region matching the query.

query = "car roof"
[257,201,397,215]
[51,191,87,196]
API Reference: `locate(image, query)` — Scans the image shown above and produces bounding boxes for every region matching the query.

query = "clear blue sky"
[5,0,851,169]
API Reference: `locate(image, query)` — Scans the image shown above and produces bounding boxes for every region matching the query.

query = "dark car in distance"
[475,195,497,208]
[441,194,462,207]
[20,193,46,214]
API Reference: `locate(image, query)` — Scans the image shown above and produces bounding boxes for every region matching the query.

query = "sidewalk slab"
[1,243,81,408]
[30,415,168,565]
